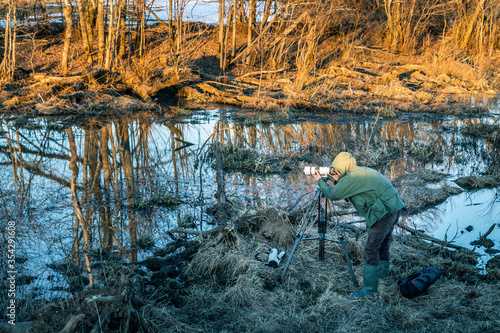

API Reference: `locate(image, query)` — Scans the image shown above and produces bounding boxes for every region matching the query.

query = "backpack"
[398,266,442,299]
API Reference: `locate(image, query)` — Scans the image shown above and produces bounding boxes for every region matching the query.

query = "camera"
[303,166,333,177]
[268,248,286,268]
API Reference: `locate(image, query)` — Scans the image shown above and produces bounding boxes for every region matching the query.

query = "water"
[0,108,499,296]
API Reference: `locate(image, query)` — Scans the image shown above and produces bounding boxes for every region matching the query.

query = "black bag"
[398,266,442,299]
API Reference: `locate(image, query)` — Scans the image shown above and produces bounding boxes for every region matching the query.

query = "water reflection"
[0,110,498,293]
[407,188,500,270]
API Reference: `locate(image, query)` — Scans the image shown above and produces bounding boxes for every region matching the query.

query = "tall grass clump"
[384,0,441,53]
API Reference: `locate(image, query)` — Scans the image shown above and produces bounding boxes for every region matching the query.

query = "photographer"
[312,152,406,298]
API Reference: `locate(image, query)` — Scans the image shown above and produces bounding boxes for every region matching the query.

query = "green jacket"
[317,152,406,229]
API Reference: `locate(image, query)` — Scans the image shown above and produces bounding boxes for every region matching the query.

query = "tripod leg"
[340,236,359,288]
[279,235,302,282]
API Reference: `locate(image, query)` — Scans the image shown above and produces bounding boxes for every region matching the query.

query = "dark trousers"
[365,211,400,266]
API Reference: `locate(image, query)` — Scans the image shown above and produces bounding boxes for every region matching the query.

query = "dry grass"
[220,146,299,174]
[393,170,463,213]
[13,197,499,332]
[147,213,499,333]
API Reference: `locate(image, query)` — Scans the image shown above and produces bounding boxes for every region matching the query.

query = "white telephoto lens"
[303,166,313,175]
[318,167,330,175]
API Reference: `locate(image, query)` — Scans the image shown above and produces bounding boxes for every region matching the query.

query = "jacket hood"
[331,152,357,178]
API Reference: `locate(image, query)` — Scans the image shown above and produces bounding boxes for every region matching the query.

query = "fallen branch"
[86,295,121,303]
[168,227,221,236]
[59,314,85,333]
[482,224,497,238]
[397,223,466,250]
[238,68,286,79]
[32,74,81,84]
[196,82,234,97]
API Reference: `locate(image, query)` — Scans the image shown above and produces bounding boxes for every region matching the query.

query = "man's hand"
[313,169,341,182]
[331,169,341,181]
[313,170,322,181]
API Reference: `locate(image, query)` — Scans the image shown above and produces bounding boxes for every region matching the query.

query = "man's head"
[331,152,357,179]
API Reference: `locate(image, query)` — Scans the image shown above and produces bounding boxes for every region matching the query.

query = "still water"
[0,108,499,295]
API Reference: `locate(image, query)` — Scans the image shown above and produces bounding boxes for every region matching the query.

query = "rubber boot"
[379,260,390,280]
[351,263,379,298]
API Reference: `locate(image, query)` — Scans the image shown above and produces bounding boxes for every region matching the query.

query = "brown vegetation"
[0,0,499,116]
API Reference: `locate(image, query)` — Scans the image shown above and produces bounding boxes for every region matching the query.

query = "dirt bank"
[0,24,498,121]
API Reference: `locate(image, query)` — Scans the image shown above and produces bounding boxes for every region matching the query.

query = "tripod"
[279,188,359,287]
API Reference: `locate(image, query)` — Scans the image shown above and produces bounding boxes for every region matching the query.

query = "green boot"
[351,263,379,298]
[379,260,390,280]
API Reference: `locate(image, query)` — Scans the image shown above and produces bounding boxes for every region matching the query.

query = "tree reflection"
[0,113,498,291]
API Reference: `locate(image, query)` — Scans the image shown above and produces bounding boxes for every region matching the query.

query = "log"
[167,227,221,236]
[210,96,242,106]
[196,82,234,97]
[177,86,204,99]
[32,74,81,84]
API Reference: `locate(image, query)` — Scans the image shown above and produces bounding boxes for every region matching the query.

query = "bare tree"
[75,0,93,65]
[1,0,17,81]
[97,0,105,66]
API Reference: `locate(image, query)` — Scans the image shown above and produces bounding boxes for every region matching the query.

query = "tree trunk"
[11,1,16,81]
[118,0,128,59]
[76,0,93,65]
[260,0,272,30]
[1,0,16,80]
[140,0,146,59]
[105,0,116,70]
[219,0,225,70]
[97,0,105,66]
[246,0,255,65]
[232,0,236,58]
[169,0,173,32]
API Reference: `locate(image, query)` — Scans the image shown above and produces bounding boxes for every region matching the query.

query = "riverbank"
[7,198,500,333]
[1,20,500,333]
[1,111,499,332]
[0,23,499,120]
